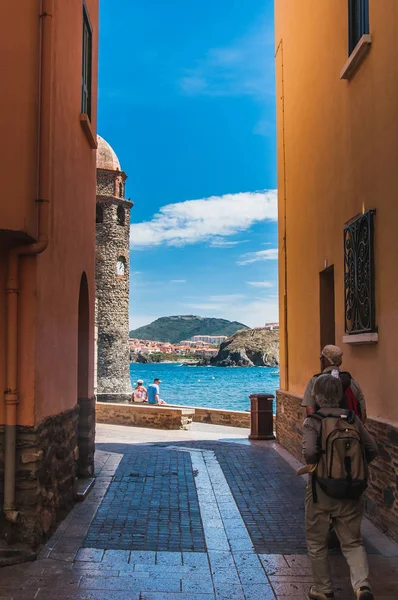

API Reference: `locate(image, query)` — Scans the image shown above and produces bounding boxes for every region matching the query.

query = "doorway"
[319,266,335,349]
[77,272,95,477]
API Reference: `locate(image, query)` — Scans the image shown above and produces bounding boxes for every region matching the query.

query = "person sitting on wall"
[302,345,367,422]
[131,379,147,403]
[147,378,161,405]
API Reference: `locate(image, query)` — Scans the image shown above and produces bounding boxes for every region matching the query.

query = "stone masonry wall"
[0,405,80,548]
[78,396,96,478]
[276,389,398,544]
[97,170,116,196]
[189,407,250,428]
[364,418,398,540]
[96,188,132,395]
[96,402,194,430]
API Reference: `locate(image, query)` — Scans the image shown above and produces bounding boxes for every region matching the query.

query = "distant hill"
[129,315,249,344]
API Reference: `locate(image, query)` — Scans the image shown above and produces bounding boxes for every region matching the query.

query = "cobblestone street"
[1,423,397,600]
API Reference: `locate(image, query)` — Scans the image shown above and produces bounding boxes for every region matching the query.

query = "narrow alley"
[1,423,397,600]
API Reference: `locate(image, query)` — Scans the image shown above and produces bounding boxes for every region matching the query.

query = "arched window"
[96,205,103,224]
[119,182,124,198]
[116,256,126,276]
[117,205,125,226]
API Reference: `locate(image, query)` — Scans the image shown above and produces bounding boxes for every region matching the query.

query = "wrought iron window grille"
[344,209,376,335]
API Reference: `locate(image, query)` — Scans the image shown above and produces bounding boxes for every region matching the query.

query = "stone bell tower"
[95,135,133,401]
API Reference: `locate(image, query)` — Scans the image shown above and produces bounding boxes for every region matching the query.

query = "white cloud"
[130,190,277,248]
[237,248,278,266]
[181,293,279,328]
[210,239,242,248]
[180,22,274,98]
[247,281,274,288]
[171,279,187,284]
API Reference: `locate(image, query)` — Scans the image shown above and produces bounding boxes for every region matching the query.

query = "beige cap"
[321,345,343,367]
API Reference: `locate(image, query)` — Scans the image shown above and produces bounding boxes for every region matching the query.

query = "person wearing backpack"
[303,374,378,600]
[302,345,367,422]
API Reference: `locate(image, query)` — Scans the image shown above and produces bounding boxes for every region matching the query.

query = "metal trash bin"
[249,393,275,440]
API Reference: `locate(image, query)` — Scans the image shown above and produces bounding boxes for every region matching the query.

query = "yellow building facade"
[275,0,398,541]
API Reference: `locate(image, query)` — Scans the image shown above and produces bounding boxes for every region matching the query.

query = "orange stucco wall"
[275,0,398,422]
[0,0,98,426]
[0,1,40,239]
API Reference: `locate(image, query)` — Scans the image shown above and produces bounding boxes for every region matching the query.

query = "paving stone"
[0,592,39,600]
[211,568,241,586]
[214,583,245,600]
[130,551,156,565]
[272,581,310,596]
[156,552,183,566]
[102,550,130,565]
[242,583,276,600]
[208,551,235,571]
[238,567,269,586]
[228,537,254,552]
[79,576,181,593]
[36,592,140,600]
[258,555,289,574]
[283,555,312,569]
[133,565,209,577]
[76,548,104,562]
[181,576,214,594]
[182,552,209,568]
[47,551,78,561]
[0,573,82,589]
[140,595,214,600]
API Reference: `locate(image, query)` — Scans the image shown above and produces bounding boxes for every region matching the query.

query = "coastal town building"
[96,137,133,402]
[0,0,98,545]
[191,335,227,344]
[275,0,398,541]
[129,338,220,359]
[263,323,279,331]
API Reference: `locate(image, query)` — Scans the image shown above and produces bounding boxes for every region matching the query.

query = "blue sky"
[98,0,278,329]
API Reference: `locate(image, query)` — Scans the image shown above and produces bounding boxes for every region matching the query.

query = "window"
[117,205,125,226]
[344,210,376,334]
[348,0,369,54]
[96,205,103,224]
[116,256,126,276]
[119,182,124,198]
[81,4,93,119]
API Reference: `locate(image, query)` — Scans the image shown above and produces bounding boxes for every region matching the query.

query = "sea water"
[130,363,280,412]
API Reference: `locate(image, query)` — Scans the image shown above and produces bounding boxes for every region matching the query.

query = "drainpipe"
[3,0,53,523]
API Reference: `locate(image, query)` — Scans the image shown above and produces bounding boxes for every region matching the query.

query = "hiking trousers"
[305,481,370,595]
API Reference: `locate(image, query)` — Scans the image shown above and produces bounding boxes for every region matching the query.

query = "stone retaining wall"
[96,402,194,430]
[78,396,96,477]
[97,392,131,404]
[0,405,81,548]
[190,407,250,428]
[276,389,398,544]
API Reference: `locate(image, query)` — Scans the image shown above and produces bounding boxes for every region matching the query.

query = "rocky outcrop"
[211,328,279,367]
